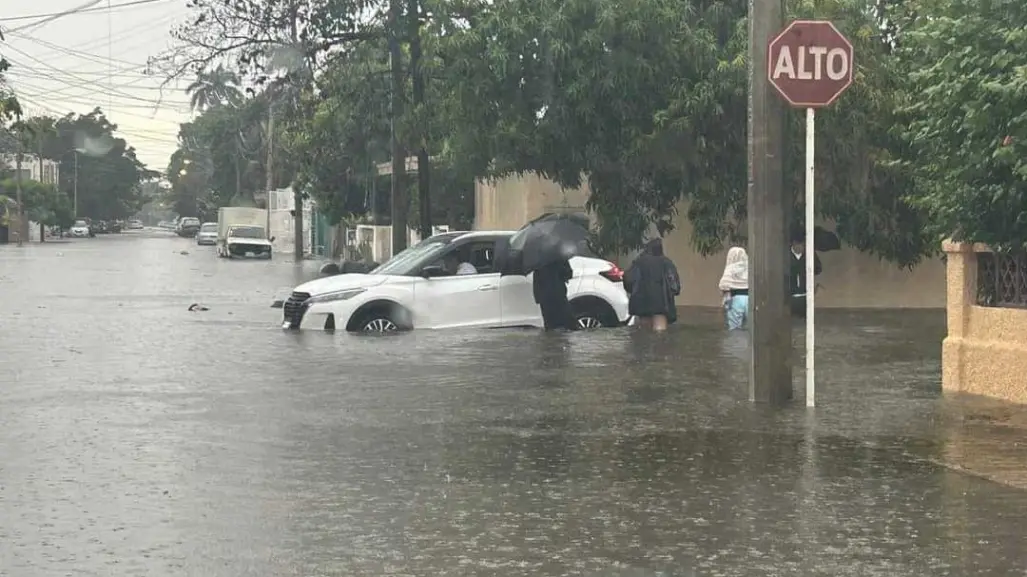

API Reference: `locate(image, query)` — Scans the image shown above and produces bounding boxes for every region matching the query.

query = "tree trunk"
[409,0,432,240]
[388,0,408,255]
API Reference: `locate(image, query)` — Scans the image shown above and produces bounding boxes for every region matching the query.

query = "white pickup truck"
[216,207,273,259]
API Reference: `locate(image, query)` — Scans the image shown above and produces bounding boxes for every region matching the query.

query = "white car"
[281,231,630,332]
[69,219,90,238]
[196,222,218,246]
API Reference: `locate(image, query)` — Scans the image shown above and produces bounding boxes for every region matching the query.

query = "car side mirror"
[421,265,445,278]
[270,236,276,243]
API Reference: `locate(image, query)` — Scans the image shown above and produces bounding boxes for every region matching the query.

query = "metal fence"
[977,251,1027,308]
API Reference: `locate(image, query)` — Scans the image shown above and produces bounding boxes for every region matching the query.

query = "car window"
[200,224,217,232]
[430,240,497,275]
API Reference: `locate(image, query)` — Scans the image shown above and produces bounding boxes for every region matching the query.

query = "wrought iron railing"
[977,251,1027,308]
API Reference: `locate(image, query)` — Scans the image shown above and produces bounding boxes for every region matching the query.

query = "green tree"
[50,109,158,220]
[896,0,1027,249]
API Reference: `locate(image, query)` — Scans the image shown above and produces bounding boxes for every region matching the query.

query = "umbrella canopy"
[813,226,841,252]
[499,212,591,276]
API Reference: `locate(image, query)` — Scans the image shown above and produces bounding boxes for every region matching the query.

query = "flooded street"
[2,233,1026,576]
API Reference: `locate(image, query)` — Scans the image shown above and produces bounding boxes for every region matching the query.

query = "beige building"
[474,174,945,308]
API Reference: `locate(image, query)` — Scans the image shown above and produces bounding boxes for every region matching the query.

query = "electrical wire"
[3,46,185,109]
[0,0,166,23]
[6,0,104,33]
[3,11,180,70]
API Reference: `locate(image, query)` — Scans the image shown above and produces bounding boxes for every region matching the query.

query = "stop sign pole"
[767,20,854,407]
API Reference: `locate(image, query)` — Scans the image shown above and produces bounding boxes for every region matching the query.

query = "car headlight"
[306,288,366,304]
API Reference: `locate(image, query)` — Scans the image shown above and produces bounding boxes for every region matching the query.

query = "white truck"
[216,207,273,259]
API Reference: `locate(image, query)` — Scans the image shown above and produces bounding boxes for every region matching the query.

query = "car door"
[412,240,503,329]
[499,274,542,327]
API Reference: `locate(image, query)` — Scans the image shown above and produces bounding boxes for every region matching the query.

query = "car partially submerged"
[221,225,273,259]
[280,231,629,332]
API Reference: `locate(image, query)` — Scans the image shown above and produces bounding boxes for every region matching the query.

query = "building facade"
[0,154,60,186]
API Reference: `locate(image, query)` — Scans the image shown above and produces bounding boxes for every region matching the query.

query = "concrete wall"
[942,241,1027,404]
[474,174,946,308]
[474,174,590,231]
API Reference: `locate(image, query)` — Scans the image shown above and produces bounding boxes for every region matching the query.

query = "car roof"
[440,230,515,241]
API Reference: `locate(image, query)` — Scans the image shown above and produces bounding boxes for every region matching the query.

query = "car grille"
[283,292,311,327]
[229,243,271,255]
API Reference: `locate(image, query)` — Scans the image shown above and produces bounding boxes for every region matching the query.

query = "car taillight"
[599,263,624,283]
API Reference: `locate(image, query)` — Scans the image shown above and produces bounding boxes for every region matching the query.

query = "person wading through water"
[533,258,576,330]
[625,238,681,331]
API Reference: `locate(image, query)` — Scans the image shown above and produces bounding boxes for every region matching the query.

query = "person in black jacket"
[533,259,576,330]
[624,238,681,331]
[789,230,822,318]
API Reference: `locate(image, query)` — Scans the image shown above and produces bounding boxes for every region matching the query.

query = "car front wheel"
[360,315,399,333]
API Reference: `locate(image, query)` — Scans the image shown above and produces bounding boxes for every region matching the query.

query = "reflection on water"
[1,236,1026,576]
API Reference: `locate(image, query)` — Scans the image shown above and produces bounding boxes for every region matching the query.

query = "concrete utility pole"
[289,1,304,262]
[15,148,24,246]
[747,0,792,403]
[388,0,409,256]
[73,150,79,219]
[265,105,274,241]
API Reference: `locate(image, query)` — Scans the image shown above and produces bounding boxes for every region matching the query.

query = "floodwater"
[1,232,1026,576]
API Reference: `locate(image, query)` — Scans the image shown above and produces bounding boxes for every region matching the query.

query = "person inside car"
[442,253,478,276]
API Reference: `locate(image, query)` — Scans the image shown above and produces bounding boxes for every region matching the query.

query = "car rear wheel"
[571,298,619,329]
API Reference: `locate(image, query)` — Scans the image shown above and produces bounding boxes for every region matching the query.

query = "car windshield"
[182,219,199,225]
[371,235,457,276]
[229,226,264,239]
[200,223,217,232]
[74,220,87,227]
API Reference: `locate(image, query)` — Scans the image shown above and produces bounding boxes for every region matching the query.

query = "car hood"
[293,273,393,296]
[227,237,271,246]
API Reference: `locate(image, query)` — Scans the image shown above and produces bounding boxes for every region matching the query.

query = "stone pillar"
[941,241,978,393]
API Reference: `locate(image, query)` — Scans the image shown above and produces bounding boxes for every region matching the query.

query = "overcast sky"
[2,0,195,172]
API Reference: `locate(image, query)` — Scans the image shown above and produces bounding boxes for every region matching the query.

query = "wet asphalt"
[1,231,1026,576]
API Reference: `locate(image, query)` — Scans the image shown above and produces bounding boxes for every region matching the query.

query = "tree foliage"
[430,0,933,264]
[896,0,1027,249]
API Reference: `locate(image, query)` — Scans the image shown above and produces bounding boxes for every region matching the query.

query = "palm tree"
[185,65,243,112]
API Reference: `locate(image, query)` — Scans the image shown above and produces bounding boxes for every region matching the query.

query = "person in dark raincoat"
[532,259,576,330]
[625,238,680,331]
[789,230,823,318]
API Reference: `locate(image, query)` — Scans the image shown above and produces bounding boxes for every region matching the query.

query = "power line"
[6,0,104,33]
[0,0,165,23]
[3,46,185,109]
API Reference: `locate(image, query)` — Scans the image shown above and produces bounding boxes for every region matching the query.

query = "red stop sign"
[768,20,854,108]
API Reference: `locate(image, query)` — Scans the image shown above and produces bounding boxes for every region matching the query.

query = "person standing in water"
[625,238,680,331]
[533,258,576,330]
[789,230,822,318]
[718,246,749,330]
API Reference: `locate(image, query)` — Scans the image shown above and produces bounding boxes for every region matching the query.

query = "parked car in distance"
[176,217,201,237]
[196,222,218,245]
[69,219,91,238]
[128,219,144,230]
[280,230,630,332]
[90,220,110,234]
[109,220,124,233]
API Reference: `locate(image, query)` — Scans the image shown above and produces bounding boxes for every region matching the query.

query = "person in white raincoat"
[718,246,749,330]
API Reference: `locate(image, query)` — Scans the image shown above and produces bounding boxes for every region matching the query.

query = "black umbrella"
[499,212,590,276]
[813,226,841,252]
